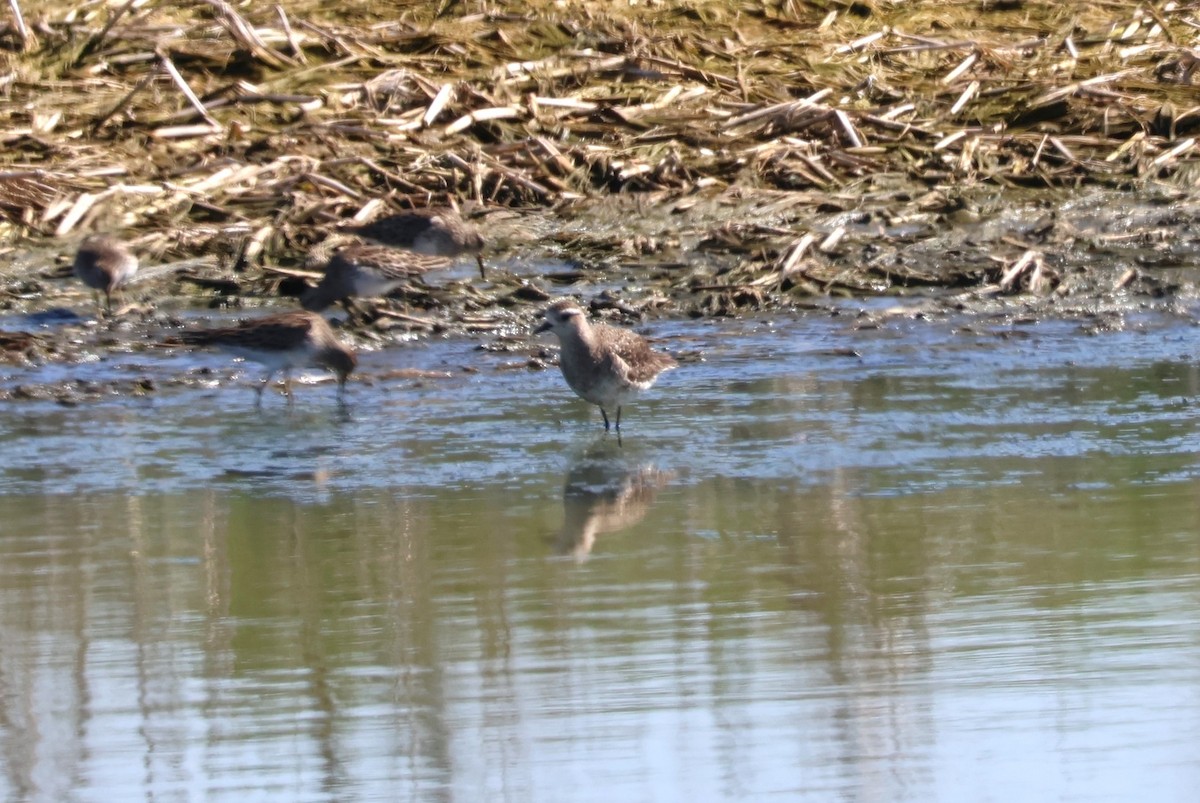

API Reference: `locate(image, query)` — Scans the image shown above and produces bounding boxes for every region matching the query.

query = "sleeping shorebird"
[73,234,138,312]
[345,208,487,278]
[535,299,677,432]
[180,310,356,405]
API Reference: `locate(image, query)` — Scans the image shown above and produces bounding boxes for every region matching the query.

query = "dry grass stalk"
[999,250,1042,291]
[6,0,34,51]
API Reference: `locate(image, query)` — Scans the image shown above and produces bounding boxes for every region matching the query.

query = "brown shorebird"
[73,234,138,311]
[535,299,677,432]
[346,208,487,278]
[180,310,356,404]
[300,243,451,314]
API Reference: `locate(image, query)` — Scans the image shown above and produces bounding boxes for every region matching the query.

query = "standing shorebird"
[300,242,451,314]
[535,299,678,432]
[180,310,356,404]
[346,208,487,278]
[73,234,138,312]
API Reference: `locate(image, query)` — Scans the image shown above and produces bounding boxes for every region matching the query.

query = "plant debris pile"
[1,0,1199,317]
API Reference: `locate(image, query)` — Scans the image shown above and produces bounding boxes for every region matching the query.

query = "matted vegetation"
[1,0,1199,316]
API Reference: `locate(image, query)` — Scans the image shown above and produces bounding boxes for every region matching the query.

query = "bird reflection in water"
[556,440,675,562]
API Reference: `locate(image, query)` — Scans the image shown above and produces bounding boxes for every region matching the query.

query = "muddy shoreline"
[4,182,1200,405]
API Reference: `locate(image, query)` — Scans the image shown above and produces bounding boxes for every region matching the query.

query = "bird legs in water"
[254,371,274,407]
[599,407,624,432]
[599,407,625,446]
[254,370,294,406]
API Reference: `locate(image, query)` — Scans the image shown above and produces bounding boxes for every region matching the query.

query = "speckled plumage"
[180,310,356,403]
[536,299,677,431]
[301,243,451,312]
[346,208,487,278]
[73,234,138,311]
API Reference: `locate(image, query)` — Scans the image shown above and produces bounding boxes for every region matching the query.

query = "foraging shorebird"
[180,310,356,404]
[300,242,451,313]
[535,299,677,432]
[345,208,487,278]
[73,234,138,311]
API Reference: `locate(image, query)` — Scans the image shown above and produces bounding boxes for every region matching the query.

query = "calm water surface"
[1,305,1200,801]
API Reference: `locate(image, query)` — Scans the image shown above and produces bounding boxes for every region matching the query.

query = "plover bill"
[535,299,677,432]
[300,242,451,314]
[346,208,487,278]
[180,310,356,404]
[73,234,138,311]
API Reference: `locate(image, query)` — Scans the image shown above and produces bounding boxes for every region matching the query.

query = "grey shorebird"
[345,208,487,278]
[535,299,677,432]
[73,234,138,311]
[300,242,451,314]
[180,310,356,404]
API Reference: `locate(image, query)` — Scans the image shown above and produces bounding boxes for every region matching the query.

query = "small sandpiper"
[300,242,451,314]
[346,208,487,278]
[180,310,356,404]
[535,299,678,432]
[73,234,138,311]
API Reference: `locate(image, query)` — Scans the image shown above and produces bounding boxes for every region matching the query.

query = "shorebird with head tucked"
[300,242,451,314]
[73,234,138,311]
[346,208,487,278]
[180,310,356,404]
[535,299,677,432]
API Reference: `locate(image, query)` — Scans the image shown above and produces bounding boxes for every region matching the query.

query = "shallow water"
[2,305,1200,801]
